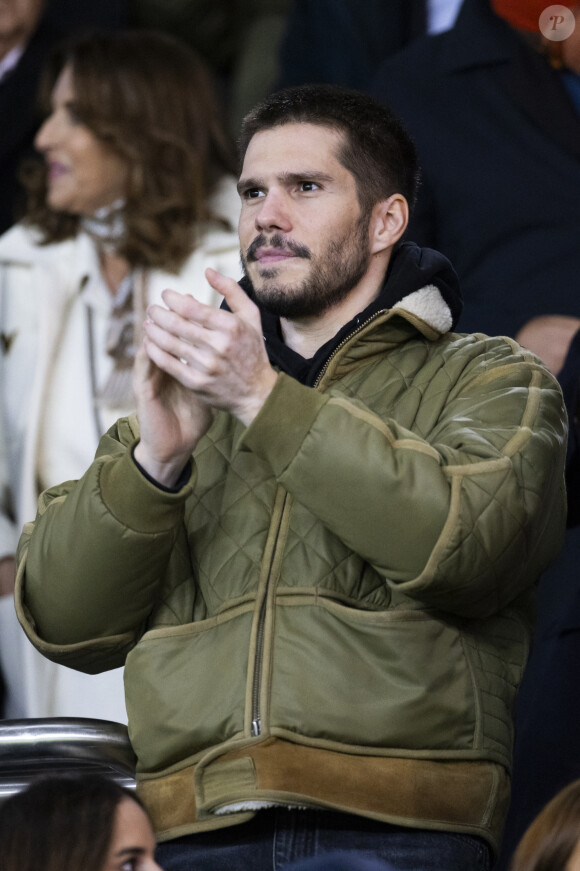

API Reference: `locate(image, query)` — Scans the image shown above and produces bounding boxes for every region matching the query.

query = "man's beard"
[241,214,371,319]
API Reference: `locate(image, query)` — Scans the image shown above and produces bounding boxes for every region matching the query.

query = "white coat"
[0,176,242,719]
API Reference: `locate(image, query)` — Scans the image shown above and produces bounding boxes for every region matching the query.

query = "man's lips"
[255,247,297,263]
[246,234,311,263]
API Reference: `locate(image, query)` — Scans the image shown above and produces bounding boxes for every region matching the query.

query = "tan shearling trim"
[392,285,453,334]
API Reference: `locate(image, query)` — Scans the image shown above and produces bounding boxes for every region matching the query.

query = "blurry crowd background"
[1,1,580,870]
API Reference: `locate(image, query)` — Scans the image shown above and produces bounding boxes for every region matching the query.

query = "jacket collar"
[240,242,461,386]
[380,241,461,330]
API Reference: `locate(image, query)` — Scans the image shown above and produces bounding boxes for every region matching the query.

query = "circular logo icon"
[539,5,576,41]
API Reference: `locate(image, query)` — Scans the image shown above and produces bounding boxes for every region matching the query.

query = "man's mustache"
[245,233,311,262]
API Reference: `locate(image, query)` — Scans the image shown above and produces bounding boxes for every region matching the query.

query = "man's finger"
[205,268,261,328]
[159,286,234,332]
[204,267,242,300]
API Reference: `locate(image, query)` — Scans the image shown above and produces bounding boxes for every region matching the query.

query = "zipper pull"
[251,718,261,737]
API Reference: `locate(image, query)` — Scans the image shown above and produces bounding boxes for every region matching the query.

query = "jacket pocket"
[269,598,475,752]
[125,605,254,772]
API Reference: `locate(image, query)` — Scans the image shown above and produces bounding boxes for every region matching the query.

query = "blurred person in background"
[0,29,241,721]
[508,778,580,871]
[0,772,162,871]
[127,0,290,137]
[275,0,464,92]
[371,0,580,340]
[44,0,128,33]
[0,0,127,237]
[0,0,56,234]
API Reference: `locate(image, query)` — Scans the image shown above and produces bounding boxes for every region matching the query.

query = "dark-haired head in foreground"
[0,773,161,871]
[510,778,580,871]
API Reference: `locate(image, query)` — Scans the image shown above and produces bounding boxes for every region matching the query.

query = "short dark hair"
[0,773,145,871]
[238,84,420,214]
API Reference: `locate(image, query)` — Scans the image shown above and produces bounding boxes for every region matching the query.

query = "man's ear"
[369,194,409,255]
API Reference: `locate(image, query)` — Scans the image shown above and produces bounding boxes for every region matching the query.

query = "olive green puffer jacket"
[16,285,566,854]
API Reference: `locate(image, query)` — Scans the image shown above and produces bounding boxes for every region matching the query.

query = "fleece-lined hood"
[384,241,462,331]
[234,241,462,386]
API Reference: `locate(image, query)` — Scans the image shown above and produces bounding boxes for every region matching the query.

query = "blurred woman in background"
[0,29,241,721]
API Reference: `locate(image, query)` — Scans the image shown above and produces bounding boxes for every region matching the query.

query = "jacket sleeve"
[15,415,193,672]
[239,335,567,618]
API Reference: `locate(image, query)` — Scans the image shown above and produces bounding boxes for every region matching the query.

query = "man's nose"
[255,189,292,233]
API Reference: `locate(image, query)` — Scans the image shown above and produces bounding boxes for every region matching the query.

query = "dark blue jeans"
[155,808,492,870]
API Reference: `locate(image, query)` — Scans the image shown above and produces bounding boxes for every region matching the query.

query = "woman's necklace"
[80,198,126,252]
[82,199,150,435]
[85,266,148,438]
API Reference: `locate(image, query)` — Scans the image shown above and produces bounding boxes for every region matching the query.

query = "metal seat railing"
[0,718,136,802]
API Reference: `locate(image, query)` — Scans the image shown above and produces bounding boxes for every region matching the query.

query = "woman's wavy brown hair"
[22,30,236,271]
[510,778,580,871]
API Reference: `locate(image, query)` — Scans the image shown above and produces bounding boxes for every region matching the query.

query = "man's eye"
[243,189,264,199]
[299,181,320,192]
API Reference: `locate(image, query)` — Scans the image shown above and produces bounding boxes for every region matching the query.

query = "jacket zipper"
[313,312,386,388]
[251,491,289,737]
[251,598,267,736]
[251,312,388,737]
